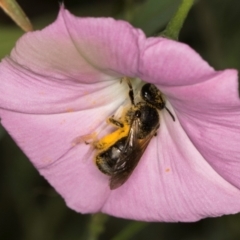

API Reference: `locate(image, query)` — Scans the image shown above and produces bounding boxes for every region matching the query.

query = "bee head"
[141,83,165,110]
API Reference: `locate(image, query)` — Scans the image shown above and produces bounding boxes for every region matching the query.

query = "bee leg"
[122,77,135,105]
[107,117,124,128]
[127,81,135,106]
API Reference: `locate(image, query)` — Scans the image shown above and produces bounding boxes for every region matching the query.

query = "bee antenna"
[164,106,175,122]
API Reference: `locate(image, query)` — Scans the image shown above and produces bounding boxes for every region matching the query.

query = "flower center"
[90,77,175,189]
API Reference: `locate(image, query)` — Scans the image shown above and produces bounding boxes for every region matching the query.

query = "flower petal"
[0,6,146,114]
[102,112,240,221]
[1,6,240,222]
[0,56,129,114]
[3,103,239,222]
[0,105,117,213]
[10,6,145,82]
[161,69,240,190]
[138,37,215,86]
[0,6,144,217]
[60,7,145,78]
[138,36,240,196]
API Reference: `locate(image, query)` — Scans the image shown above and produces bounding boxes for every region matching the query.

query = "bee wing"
[109,119,158,190]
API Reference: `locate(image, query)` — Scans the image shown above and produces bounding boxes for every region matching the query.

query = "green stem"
[112,222,149,240]
[161,0,195,40]
[87,213,109,240]
[124,0,135,22]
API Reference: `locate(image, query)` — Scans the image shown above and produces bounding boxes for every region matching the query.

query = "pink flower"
[1,6,240,222]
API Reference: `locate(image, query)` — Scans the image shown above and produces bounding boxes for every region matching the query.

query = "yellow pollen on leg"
[94,123,130,151]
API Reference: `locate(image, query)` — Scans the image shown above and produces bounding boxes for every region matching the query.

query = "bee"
[94,78,175,189]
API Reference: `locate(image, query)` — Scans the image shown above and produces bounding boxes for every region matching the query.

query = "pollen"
[95,124,130,151]
[66,108,74,113]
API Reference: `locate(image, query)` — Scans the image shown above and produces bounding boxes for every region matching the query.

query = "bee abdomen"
[96,137,127,175]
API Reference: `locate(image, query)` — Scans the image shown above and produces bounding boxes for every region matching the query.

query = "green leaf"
[0,26,23,59]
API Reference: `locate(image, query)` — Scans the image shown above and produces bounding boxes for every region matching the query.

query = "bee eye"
[141,83,165,109]
[141,83,152,102]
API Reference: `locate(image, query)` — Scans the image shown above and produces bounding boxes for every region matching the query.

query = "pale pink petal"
[0,58,127,114]
[160,69,240,190]
[60,8,145,78]
[3,104,240,222]
[11,6,144,82]
[102,114,240,221]
[0,7,144,216]
[139,37,215,86]
[1,6,240,222]
[139,36,240,193]
[0,107,116,212]
[1,6,145,114]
